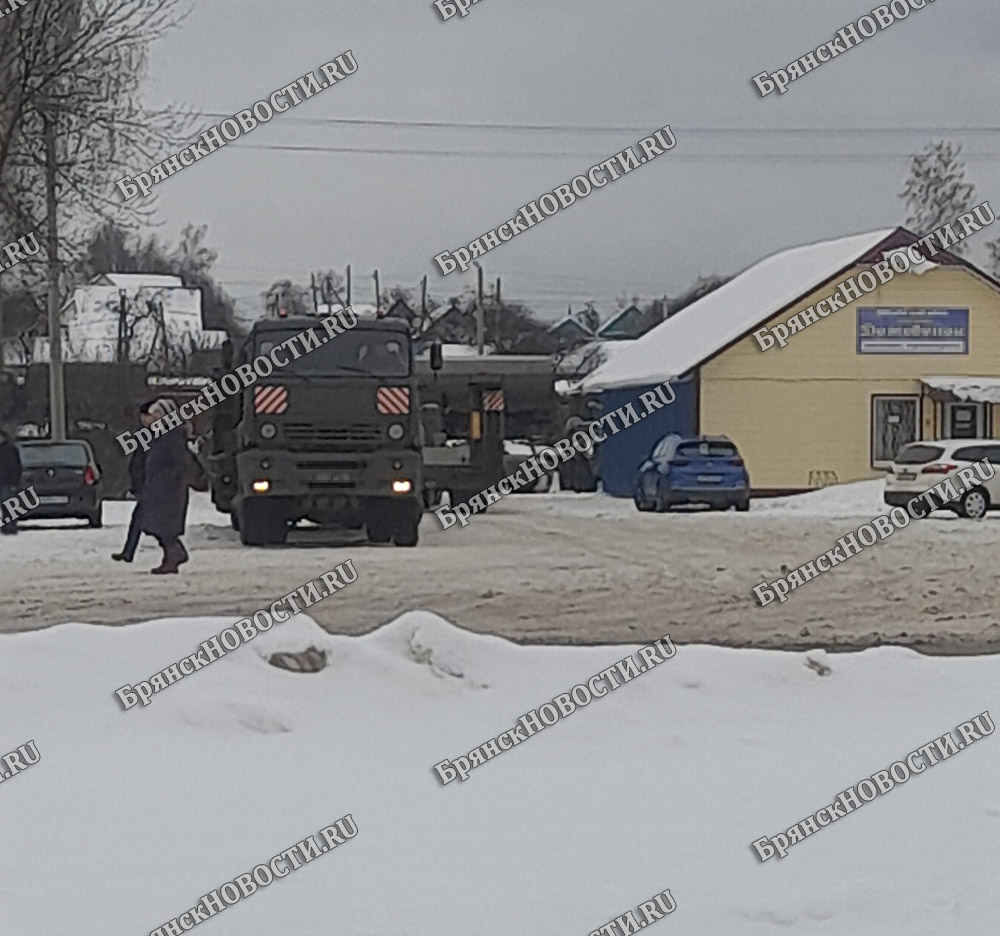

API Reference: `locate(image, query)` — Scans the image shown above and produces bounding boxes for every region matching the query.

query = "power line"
[199,113,1000,135]
[228,142,1000,161]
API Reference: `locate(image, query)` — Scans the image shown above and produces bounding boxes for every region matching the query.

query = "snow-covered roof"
[548,313,594,336]
[99,273,184,290]
[597,304,641,336]
[922,377,1000,403]
[316,302,378,317]
[582,229,896,392]
[415,343,494,359]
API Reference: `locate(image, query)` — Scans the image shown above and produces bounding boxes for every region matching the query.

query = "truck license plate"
[38,495,69,505]
[898,471,916,480]
[316,471,351,483]
[697,474,722,483]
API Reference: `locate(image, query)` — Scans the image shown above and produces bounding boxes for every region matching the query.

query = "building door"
[945,402,983,439]
[872,396,919,466]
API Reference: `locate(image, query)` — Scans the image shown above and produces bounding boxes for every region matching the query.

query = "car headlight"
[388,423,404,440]
[260,423,277,439]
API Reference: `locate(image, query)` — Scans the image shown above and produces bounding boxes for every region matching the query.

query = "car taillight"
[921,463,958,474]
[730,456,744,467]
[84,466,96,485]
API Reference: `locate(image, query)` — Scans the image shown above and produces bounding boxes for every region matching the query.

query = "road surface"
[2,491,998,655]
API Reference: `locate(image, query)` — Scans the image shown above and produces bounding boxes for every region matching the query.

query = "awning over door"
[921,377,1000,403]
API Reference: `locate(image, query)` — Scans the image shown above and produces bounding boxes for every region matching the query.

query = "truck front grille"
[284,424,382,447]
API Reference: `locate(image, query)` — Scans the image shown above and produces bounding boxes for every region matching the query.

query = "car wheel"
[633,492,655,512]
[958,488,989,519]
[88,508,103,528]
[735,498,750,512]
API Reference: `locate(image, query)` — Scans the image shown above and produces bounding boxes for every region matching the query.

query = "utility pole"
[420,275,427,333]
[44,113,65,440]
[309,273,319,313]
[116,289,127,362]
[373,269,380,316]
[346,264,351,306]
[474,262,485,355]
[494,277,501,350]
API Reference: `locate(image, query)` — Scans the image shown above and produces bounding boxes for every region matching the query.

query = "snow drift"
[0,610,997,934]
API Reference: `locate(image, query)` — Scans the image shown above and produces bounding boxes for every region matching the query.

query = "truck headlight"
[388,423,404,440]
[260,422,277,439]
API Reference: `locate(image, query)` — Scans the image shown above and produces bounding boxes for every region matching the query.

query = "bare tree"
[900,141,977,254]
[0,0,195,333]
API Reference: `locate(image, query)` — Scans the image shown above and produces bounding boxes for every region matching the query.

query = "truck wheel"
[239,501,287,546]
[393,505,420,547]
[366,503,393,544]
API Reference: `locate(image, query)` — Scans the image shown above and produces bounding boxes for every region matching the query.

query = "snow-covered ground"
[1,611,997,934]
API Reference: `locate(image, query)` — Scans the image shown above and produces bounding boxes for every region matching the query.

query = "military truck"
[207,313,424,546]
[415,353,554,508]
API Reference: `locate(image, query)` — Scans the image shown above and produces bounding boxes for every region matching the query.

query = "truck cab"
[209,314,423,546]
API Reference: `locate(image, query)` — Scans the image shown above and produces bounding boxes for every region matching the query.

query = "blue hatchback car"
[633,433,750,512]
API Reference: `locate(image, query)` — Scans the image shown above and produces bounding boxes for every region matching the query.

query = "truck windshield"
[256,329,410,378]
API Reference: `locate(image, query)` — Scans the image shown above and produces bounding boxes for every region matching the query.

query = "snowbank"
[1,611,997,934]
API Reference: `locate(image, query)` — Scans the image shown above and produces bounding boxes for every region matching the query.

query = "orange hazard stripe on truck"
[254,385,288,414]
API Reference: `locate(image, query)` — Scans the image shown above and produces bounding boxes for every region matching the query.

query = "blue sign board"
[857,307,969,354]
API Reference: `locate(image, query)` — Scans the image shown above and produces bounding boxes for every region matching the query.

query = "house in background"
[19,273,226,370]
[597,298,666,341]
[421,300,477,346]
[584,225,1000,496]
[548,309,596,348]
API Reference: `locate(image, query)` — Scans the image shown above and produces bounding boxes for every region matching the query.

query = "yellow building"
[585,225,1000,494]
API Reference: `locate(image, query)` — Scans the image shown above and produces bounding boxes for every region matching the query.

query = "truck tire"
[239,501,287,546]
[393,506,420,547]
[366,502,393,544]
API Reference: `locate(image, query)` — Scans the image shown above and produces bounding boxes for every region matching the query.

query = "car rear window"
[894,444,944,465]
[952,445,991,462]
[676,441,737,459]
[17,443,89,468]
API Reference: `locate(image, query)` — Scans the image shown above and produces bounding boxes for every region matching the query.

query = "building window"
[944,401,985,439]
[872,396,919,467]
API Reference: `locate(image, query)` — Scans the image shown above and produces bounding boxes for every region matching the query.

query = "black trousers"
[120,502,143,559]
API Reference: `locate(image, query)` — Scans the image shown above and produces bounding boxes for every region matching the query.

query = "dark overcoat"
[128,446,147,496]
[140,430,189,539]
[0,439,21,487]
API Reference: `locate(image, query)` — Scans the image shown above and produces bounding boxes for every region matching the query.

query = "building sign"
[857,307,969,354]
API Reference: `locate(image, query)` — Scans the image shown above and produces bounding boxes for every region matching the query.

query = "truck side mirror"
[430,341,443,372]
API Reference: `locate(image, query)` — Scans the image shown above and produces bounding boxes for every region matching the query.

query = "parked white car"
[884,438,1000,519]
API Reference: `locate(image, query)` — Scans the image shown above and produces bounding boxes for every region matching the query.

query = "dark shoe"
[151,547,179,574]
[111,552,133,563]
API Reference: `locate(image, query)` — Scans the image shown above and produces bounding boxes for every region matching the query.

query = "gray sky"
[142,0,1000,322]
